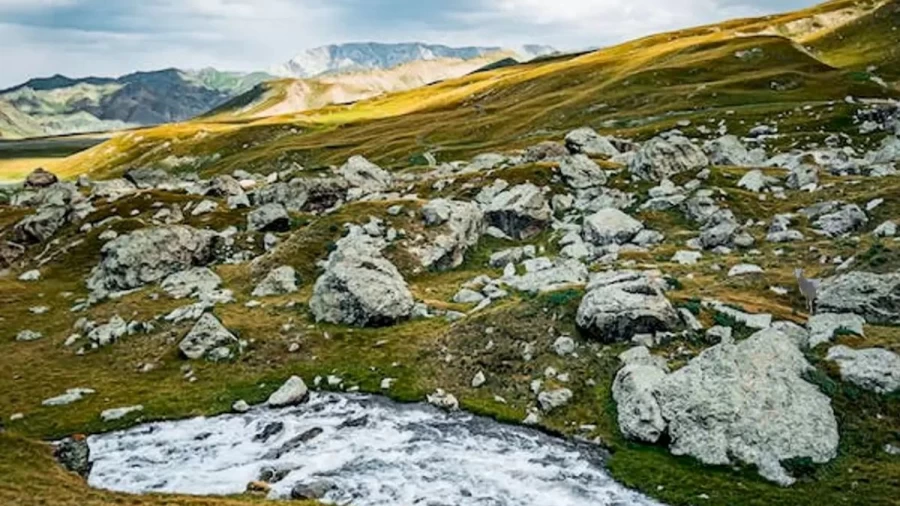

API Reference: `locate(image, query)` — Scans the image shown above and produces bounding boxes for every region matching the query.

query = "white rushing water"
[88,392,662,506]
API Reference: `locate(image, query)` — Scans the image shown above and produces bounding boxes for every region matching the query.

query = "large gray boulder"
[558,154,607,189]
[14,206,68,244]
[629,133,709,181]
[252,266,298,297]
[582,208,644,246]
[253,177,348,213]
[86,226,219,299]
[703,135,761,166]
[309,228,414,327]
[161,267,222,299]
[612,362,667,443]
[179,313,239,361]
[338,156,392,195]
[656,329,839,486]
[827,345,900,394]
[248,203,291,232]
[812,204,867,237]
[816,271,900,325]
[483,183,551,240]
[576,271,680,342]
[415,199,484,270]
[564,127,620,157]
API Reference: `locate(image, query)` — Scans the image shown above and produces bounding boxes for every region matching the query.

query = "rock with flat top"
[827,345,900,394]
[807,313,865,348]
[816,271,900,325]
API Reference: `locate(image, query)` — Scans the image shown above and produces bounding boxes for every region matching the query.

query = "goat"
[795,268,820,315]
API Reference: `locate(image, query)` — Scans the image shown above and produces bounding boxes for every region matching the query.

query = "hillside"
[207,52,528,120]
[1,2,900,506]
[0,69,271,139]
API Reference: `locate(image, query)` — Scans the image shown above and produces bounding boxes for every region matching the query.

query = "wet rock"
[656,328,839,486]
[252,266,298,297]
[247,203,291,232]
[25,168,59,188]
[565,127,620,157]
[87,226,219,299]
[582,209,644,246]
[267,376,309,407]
[816,271,900,325]
[427,389,459,410]
[254,421,285,442]
[629,133,709,181]
[483,183,551,240]
[55,436,92,478]
[291,480,336,500]
[558,154,607,189]
[827,345,900,394]
[807,313,865,348]
[179,313,239,361]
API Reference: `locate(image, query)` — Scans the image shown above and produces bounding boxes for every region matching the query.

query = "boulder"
[558,154,607,189]
[816,271,900,325]
[537,388,573,412]
[253,177,348,213]
[86,226,219,299]
[309,228,414,327]
[87,315,128,347]
[656,328,839,486]
[502,258,588,294]
[338,156,392,195]
[25,168,59,188]
[161,267,222,299]
[786,164,819,190]
[827,345,900,394]
[205,175,244,197]
[629,133,709,181]
[576,272,680,342]
[179,313,239,361]
[703,135,761,166]
[807,313,865,348]
[483,183,551,240]
[415,199,484,270]
[124,168,176,189]
[737,170,777,193]
[252,266,298,297]
[582,209,644,246]
[248,203,290,232]
[523,141,569,162]
[812,204,867,237]
[267,376,310,407]
[14,206,67,244]
[565,127,620,157]
[612,363,667,443]
[54,437,92,478]
[90,178,138,201]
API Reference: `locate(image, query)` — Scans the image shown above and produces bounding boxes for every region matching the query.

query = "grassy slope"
[56,2,897,181]
[806,0,900,84]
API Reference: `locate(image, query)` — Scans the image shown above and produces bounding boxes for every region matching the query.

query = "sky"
[0,0,820,87]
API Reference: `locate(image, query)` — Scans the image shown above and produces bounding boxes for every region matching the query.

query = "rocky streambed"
[85,392,661,505]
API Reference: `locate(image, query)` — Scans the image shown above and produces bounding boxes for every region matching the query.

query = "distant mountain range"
[0,43,557,139]
[271,42,556,78]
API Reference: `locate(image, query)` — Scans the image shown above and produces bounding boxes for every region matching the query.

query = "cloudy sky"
[1,0,819,87]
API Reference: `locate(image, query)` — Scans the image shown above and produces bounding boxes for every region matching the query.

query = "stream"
[87,392,662,505]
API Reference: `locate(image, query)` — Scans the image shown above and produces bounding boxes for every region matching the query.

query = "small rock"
[267,376,310,407]
[100,405,143,422]
[232,400,251,413]
[471,371,486,388]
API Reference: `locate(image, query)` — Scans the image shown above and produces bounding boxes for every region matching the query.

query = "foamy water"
[88,392,662,506]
